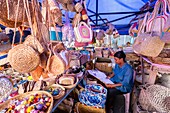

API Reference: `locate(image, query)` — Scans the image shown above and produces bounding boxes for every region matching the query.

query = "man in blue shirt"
[105,51,134,113]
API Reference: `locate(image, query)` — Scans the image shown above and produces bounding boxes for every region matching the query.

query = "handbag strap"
[138,12,150,35]
[11,0,20,48]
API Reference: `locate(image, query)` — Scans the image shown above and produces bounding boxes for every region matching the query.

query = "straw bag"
[23,35,44,54]
[67,3,76,12]
[7,44,40,73]
[46,44,66,76]
[146,0,169,32]
[0,0,22,27]
[133,12,165,57]
[0,91,53,113]
[74,21,93,43]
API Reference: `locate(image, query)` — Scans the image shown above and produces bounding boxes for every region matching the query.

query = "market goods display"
[45,84,65,99]
[0,91,53,113]
[7,44,40,73]
[57,75,78,89]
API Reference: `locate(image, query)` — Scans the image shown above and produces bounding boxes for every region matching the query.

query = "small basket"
[75,102,106,113]
[7,44,40,73]
[45,84,65,100]
[0,91,53,113]
[57,75,79,89]
[75,2,83,13]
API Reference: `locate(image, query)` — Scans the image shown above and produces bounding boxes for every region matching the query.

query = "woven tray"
[0,91,53,113]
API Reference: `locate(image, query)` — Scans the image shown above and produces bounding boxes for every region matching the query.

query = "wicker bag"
[147,84,170,112]
[7,44,40,73]
[0,91,53,113]
[133,11,165,57]
[139,84,170,112]
[138,85,156,112]
[23,35,44,54]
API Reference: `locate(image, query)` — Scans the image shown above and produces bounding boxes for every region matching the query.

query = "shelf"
[51,74,85,113]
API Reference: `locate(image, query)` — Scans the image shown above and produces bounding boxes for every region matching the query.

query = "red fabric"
[74,40,88,47]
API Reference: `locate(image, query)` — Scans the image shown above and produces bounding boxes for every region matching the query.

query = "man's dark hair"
[114,51,126,62]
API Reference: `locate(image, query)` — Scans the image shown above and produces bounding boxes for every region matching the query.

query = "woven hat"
[7,44,40,73]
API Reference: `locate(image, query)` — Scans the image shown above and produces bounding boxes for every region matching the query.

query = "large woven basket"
[0,91,53,113]
[7,44,40,73]
[139,84,170,112]
[75,102,106,113]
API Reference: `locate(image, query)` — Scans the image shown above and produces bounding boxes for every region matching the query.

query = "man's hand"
[106,72,114,79]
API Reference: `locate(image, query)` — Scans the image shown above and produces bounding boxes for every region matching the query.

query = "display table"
[51,73,85,113]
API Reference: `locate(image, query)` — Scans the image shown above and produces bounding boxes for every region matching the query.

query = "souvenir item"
[74,21,93,43]
[133,11,165,57]
[45,84,65,99]
[57,75,78,89]
[0,91,53,113]
[78,84,107,108]
[0,75,13,102]
[7,44,40,73]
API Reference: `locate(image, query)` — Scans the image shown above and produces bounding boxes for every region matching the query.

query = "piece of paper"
[87,70,114,84]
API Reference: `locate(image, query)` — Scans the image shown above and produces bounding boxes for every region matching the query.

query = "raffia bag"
[139,84,170,112]
[7,44,40,73]
[23,35,44,54]
[75,102,106,113]
[133,12,165,57]
[0,0,22,27]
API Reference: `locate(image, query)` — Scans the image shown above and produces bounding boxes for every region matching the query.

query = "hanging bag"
[74,21,93,43]
[133,5,165,57]
[146,0,169,32]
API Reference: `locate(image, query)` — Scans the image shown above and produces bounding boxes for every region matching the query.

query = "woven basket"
[7,44,40,73]
[0,91,53,113]
[147,85,170,112]
[75,102,106,113]
[45,84,65,99]
[23,35,44,54]
[139,84,170,112]
[57,75,79,89]
[138,86,156,112]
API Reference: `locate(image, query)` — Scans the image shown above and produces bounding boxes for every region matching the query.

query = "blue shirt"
[110,63,134,93]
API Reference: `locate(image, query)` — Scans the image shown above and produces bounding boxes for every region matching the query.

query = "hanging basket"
[7,44,40,73]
